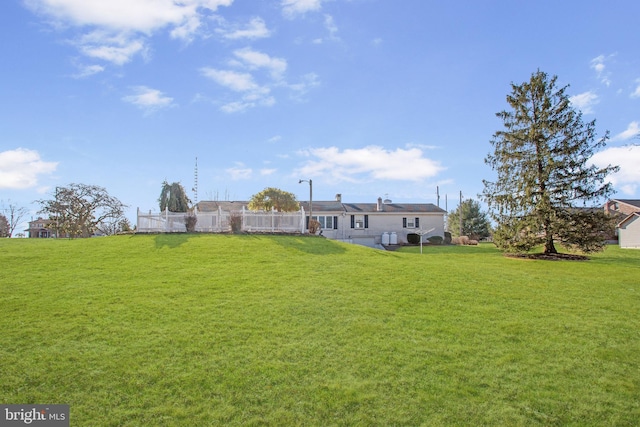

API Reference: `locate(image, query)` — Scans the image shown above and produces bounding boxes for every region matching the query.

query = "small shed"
[617,213,640,249]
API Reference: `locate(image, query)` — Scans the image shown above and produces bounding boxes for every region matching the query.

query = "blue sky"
[1,0,639,234]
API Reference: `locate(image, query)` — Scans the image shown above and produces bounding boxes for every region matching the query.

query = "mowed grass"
[1,235,638,426]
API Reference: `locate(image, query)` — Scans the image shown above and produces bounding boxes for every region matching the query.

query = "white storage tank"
[382,232,390,245]
[390,232,398,245]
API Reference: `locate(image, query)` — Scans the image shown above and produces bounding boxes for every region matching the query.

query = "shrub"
[452,236,470,245]
[229,213,242,233]
[444,231,452,245]
[309,219,321,235]
[184,214,197,232]
[427,235,444,245]
[407,233,421,244]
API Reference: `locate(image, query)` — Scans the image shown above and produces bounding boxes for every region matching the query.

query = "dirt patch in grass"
[505,252,589,261]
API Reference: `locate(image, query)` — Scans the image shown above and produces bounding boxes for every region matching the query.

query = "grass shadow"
[272,235,348,255]
[153,233,196,249]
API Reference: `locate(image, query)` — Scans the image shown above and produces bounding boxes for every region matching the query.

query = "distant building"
[604,199,640,218]
[192,196,446,247]
[605,199,640,249]
[298,196,446,247]
[25,218,54,238]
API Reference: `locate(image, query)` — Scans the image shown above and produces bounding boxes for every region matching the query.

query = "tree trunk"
[544,235,557,254]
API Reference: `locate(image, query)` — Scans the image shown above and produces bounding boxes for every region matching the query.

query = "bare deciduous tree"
[0,200,29,237]
[37,184,127,238]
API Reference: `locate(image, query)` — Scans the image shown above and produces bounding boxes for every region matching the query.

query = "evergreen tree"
[0,214,9,238]
[158,181,191,212]
[448,199,491,240]
[482,70,618,254]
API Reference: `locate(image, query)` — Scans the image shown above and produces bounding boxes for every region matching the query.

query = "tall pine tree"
[482,70,618,254]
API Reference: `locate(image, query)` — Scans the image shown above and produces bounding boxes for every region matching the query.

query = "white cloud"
[295,145,444,183]
[631,79,640,98]
[25,0,233,33]
[200,68,264,92]
[201,49,292,112]
[611,121,640,141]
[226,163,252,180]
[220,100,272,113]
[323,14,338,40]
[312,14,339,44]
[201,47,317,112]
[72,64,105,78]
[218,17,271,40]
[288,73,320,99]
[122,86,174,113]
[281,0,323,18]
[260,168,277,176]
[232,48,287,80]
[25,0,234,64]
[170,16,202,42]
[77,31,147,65]
[569,91,599,114]
[267,135,282,143]
[0,148,58,189]
[590,54,615,86]
[591,145,640,195]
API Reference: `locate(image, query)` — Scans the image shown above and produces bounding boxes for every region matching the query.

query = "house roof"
[196,201,249,212]
[342,202,446,214]
[299,201,345,212]
[618,212,640,228]
[611,199,640,210]
[197,200,446,214]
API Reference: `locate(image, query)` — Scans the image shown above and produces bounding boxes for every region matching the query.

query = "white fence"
[137,206,307,234]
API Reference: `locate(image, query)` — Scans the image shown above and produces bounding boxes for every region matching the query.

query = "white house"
[605,199,640,249]
[617,213,640,249]
[176,195,446,247]
[300,195,446,247]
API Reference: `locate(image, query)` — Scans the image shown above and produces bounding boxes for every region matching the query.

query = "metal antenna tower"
[193,157,199,204]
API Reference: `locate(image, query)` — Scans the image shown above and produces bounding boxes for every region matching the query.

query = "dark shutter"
[333,216,338,229]
[364,215,369,228]
[350,215,355,228]
[403,217,407,228]
[415,217,420,228]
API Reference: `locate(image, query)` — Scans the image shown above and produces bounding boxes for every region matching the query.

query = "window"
[403,217,420,229]
[350,215,368,229]
[312,215,338,229]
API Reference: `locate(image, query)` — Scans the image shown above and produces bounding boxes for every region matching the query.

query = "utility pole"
[459,191,463,237]
[445,194,448,232]
[299,179,312,232]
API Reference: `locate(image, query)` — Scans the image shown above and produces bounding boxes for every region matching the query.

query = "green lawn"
[1,235,638,426]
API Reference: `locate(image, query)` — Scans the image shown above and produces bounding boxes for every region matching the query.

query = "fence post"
[300,207,305,234]
[242,206,246,232]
